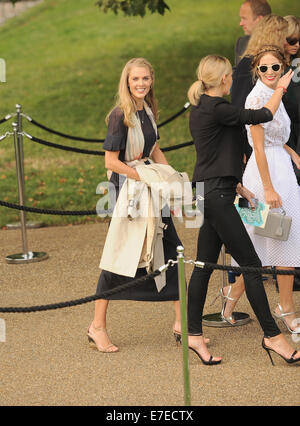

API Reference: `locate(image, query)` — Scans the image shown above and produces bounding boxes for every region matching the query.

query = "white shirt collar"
[256,78,275,95]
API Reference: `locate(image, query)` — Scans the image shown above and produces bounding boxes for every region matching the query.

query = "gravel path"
[0,221,299,406]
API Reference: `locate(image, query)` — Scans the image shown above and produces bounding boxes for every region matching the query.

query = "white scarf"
[125,101,158,162]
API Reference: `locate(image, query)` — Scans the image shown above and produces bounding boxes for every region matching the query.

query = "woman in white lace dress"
[223,46,300,335]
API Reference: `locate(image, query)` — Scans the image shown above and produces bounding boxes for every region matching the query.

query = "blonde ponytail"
[188,80,206,106]
[187,55,232,105]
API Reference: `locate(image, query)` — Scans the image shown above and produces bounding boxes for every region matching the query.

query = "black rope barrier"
[28,117,104,143]
[0,262,299,314]
[157,103,190,128]
[2,202,300,273]
[0,199,112,216]
[0,270,162,313]
[0,114,13,125]
[202,262,300,276]
[161,140,193,152]
[24,103,190,142]
[26,134,105,156]
[24,133,194,155]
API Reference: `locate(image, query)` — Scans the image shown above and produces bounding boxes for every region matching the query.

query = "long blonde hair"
[285,15,300,39]
[244,14,288,57]
[106,58,158,127]
[187,55,232,106]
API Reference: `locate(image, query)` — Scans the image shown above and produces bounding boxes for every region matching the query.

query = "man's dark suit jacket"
[234,35,250,67]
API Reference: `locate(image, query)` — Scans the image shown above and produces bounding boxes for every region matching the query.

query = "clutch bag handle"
[275,207,286,237]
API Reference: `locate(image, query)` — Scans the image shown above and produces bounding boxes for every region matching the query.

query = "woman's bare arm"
[150,143,169,165]
[105,151,140,180]
[251,124,282,208]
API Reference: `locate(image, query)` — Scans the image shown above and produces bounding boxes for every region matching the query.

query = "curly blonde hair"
[106,58,158,128]
[243,14,288,58]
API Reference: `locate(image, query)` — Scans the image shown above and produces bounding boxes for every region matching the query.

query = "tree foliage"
[95,0,170,17]
[5,0,170,17]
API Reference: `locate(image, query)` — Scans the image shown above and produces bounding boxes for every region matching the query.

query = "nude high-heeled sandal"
[262,337,300,366]
[87,325,119,353]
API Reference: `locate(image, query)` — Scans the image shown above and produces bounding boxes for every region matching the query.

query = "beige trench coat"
[99,162,192,292]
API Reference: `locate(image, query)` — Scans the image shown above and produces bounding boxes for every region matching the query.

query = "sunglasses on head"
[257,63,282,73]
[286,37,300,46]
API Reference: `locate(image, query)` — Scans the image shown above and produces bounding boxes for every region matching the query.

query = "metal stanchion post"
[202,245,250,327]
[16,105,25,200]
[176,245,191,406]
[6,104,44,229]
[5,122,48,264]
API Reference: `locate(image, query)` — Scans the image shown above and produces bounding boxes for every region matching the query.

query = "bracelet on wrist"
[276,86,287,94]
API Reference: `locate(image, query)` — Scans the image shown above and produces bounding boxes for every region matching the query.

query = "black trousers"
[187,188,280,338]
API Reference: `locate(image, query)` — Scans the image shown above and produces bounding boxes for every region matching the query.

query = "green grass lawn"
[0,0,298,227]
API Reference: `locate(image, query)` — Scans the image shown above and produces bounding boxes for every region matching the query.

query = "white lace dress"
[233,79,300,267]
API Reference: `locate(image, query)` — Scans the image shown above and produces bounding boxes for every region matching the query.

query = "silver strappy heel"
[211,285,237,326]
[272,303,300,334]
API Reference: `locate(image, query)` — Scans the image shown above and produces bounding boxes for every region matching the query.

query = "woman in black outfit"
[186,54,300,366]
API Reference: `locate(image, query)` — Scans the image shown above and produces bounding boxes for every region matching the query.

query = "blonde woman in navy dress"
[87,58,191,353]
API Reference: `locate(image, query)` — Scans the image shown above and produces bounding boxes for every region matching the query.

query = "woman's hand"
[133,152,143,161]
[264,188,282,209]
[236,183,256,209]
[276,69,294,91]
[265,70,294,116]
[283,144,300,169]
[291,152,300,170]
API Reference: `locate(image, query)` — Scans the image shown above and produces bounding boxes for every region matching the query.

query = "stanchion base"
[203,312,251,328]
[6,221,45,229]
[5,251,49,264]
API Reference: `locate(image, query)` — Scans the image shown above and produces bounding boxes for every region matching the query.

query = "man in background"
[235,0,272,66]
